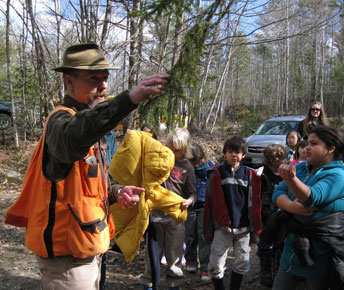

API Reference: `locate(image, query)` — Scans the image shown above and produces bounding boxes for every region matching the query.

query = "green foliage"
[9,149,30,172]
[290,59,304,96]
[303,48,315,67]
[139,0,228,129]
[329,116,344,129]
[237,109,265,138]
[330,66,344,84]
[132,0,194,20]
[255,44,273,59]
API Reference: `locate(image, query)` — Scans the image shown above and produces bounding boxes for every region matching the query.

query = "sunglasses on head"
[311,108,320,112]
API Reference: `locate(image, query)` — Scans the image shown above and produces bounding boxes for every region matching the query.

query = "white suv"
[243,115,304,167]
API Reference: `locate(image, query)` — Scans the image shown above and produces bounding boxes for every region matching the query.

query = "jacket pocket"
[79,158,103,197]
[67,198,110,258]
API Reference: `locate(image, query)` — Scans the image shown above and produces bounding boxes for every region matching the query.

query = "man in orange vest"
[5,43,169,290]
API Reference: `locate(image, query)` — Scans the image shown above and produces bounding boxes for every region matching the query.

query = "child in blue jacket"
[273,125,344,290]
[184,143,214,282]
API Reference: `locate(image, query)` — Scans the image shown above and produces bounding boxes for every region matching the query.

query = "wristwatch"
[109,186,124,205]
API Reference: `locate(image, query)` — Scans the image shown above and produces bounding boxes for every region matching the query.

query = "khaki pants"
[36,254,102,290]
[140,215,185,286]
[208,228,251,279]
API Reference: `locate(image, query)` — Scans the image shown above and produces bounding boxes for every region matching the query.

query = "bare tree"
[1,0,343,141]
[6,0,19,147]
[18,3,29,142]
[120,0,143,133]
[26,0,52,125]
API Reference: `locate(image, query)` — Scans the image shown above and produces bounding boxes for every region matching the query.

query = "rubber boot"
[259,253,273,288]
[212,277,225,290]
[230,271,243,290]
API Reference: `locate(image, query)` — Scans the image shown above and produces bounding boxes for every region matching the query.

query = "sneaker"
[201,271,212,282]
[161,255,167,266]
[142,285,152,290]
[182,255,186,267]
[185,265,197,273]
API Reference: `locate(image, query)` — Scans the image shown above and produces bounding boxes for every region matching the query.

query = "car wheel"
[0,113,12,129]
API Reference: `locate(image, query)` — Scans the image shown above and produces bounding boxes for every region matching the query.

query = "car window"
[255,120,300,135]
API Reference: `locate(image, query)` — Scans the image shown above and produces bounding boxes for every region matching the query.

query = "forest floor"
[0,132,306,290]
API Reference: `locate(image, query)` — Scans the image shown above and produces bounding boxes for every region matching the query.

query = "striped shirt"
[217,162,250,229]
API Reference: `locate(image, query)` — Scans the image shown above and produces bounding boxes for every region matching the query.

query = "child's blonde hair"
[165,128,192,159]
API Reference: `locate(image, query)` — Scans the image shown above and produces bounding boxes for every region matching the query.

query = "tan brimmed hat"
[53,43,120,72]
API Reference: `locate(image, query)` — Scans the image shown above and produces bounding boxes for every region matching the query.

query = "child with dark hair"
[204,136,262,290]
[286,131,302,161]
[290,140,307,166]
[272,125,344,289]
[184,143,214,282]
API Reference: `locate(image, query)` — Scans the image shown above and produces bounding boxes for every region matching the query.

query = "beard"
[88,92,108,108]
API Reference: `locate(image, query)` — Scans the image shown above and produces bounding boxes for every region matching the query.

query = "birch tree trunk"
[19,4,29,142]
[157,15,172,71]
[100,0,112,47]
[6,0,19,147]
[190,1,223,130]
[122,0,142,133]
[319,12,325,105]
[167,2,185,130]
[54,0,64,103]
[26,0,51,125]
[285,0,290,114]
[203,0,246,130]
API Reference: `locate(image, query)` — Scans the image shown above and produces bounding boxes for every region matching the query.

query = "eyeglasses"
[311,108,320,112]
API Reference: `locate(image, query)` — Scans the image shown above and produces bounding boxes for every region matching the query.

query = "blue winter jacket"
[273,160,344,280]
[194,160,214,204]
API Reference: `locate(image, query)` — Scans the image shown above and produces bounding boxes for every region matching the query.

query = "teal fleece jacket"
[273,160,344,280]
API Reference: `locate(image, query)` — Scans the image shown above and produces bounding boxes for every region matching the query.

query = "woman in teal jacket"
[272,125,344,290]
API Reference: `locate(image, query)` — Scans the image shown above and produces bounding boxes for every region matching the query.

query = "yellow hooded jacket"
[109,130,187,262]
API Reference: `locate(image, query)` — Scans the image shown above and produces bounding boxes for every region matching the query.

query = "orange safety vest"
[5,106,115,258]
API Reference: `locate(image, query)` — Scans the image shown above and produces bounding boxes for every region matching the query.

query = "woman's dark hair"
[294,140,307,160]
[189,143,206,166]
[309,125,344,160]
[223,136,247,155]
[286,130,302,144]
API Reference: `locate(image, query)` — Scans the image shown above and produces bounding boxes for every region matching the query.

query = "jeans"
[184,207,211,272]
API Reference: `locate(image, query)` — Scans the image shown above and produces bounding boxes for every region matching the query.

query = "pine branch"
[139,0,231,129]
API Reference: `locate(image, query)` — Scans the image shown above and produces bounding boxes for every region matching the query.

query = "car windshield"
[255,120,300,135]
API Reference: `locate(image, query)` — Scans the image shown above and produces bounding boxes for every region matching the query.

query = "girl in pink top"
[290,140,307,166]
